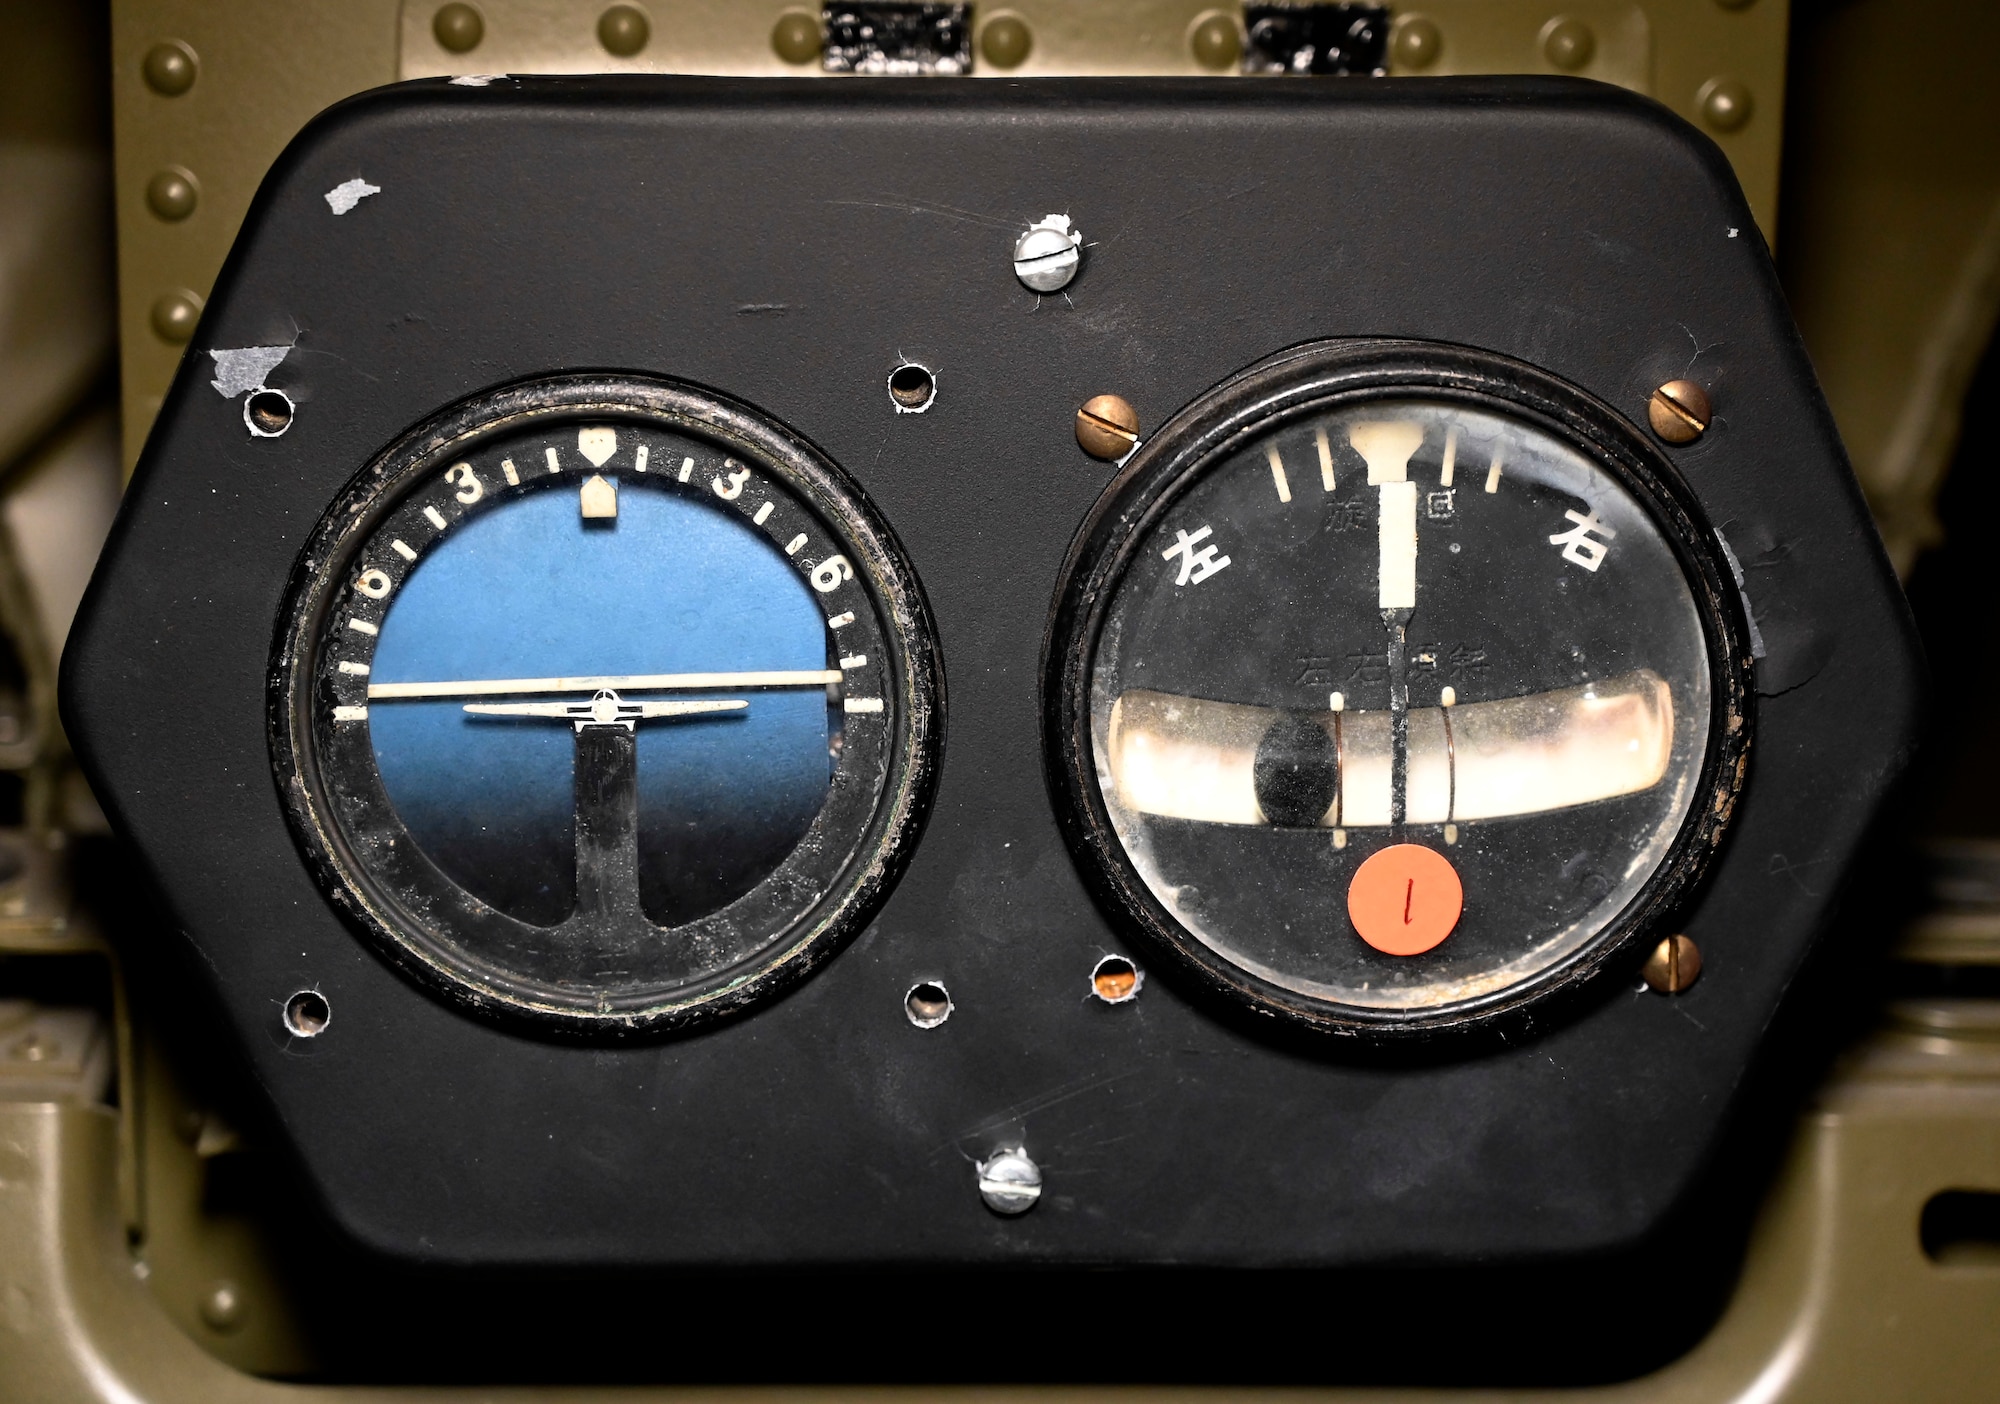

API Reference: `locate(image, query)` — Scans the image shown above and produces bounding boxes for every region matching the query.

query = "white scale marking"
[634,446,649,473]
[839,654,867,670]
[1486,447,1504,493]
[678,456,694,483]
[545,447,561,475]
[423,505,447,530]
[368,669,841,700]
[1266,444,1291,503]
[827,611,855,629]
[753,502,773,525]
[333,705,368,722]
[785,534,807,556]
[502,459,520,486]
[1441,427,1458,487]
[338,661,371,676]
[391,539,417,561]
[347,618,378,636]
[844,698,885,714]
[1315,429,1335,492]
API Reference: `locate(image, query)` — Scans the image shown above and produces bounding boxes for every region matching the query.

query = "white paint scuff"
[208,346,291,399]
[324,178,381,215]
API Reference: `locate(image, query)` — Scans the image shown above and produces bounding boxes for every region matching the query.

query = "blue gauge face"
[367,481,833,929]
[274,378,939,1036]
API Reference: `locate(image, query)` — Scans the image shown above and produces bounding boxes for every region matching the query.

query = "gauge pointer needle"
[1351,421,1425,837]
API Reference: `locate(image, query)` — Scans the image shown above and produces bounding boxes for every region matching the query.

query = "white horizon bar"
[463,699,747,719]
[369,669,841,700]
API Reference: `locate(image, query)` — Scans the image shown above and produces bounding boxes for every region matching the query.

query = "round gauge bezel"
[1043,339,1754,1041]
[270,373,943,1040]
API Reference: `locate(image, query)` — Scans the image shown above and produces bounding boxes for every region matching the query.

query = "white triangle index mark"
[578,427,617,468]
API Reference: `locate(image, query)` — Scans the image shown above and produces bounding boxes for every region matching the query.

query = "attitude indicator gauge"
[271,375,940,1036]
[1047,342,1753,1036]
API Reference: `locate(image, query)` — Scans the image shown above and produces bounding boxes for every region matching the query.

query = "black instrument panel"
[64,77,1915,1300]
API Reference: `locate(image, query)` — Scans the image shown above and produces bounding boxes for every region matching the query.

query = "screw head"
[149,290,201,344]
[1648,379,1711,444]
[199,1279,245,1331]
[976,1148,1042,1215]
[1642,934,1703,993]
[432,3,484,53]
[146,168,198,222]
[980,14,1032,69]
[1013,215,1080,293]
[142,41,197,96]
[1189,11,1242,71]
[598,4,650,56]
[1076,395,1140,460]
[1541,17,1595,70]
[1390,16,1442,70]
[1699,78,1754,132]
[771,9,820,64]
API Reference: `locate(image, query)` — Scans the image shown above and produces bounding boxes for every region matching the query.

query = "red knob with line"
[1347,843,1463,956]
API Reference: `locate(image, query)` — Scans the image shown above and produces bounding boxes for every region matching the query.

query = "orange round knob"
[1347,843,1463,956]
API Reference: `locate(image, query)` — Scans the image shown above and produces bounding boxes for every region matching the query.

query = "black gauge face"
[1047,343,1751,1035]
[272,376,940,1036]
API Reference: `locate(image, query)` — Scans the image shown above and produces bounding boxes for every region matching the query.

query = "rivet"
[1540,17,1595,71]
[1076,395,1139,460]
[149,290,202,344]
[432,3,484,53]
[771,9,820,64]
[1013,214,1081,292]
[904,981,952,1028]
[1642,934,1702,993]
[1648,379,1711,444]
[976,1148,1042,1215]
[1391,16,1442,69]
[1188,11,1242,71]
[141,41,197,96]
[146,167,198,222]
[1699,77,1753,132]
[598,4,650,56]
[282,988,329,1036]
[979,13,1032,69]
[199,1279,245,1331]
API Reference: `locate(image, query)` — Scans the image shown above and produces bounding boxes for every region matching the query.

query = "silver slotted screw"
[1013,215,1081,292]
[976,1147,1043,1215]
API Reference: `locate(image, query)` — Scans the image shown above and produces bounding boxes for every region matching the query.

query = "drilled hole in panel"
[1091,955,1142,1003]
[887,364,935,413]
[904,981,952,1028]
[283,989,330,1038]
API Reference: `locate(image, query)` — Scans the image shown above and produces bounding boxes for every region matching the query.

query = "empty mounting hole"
[905,981,952,1028]
[887,364,935,413]
[1091,955,1142,1003]
[244,388,294,437]
[1921,1190,2000,1266]
[283,989,330,1038]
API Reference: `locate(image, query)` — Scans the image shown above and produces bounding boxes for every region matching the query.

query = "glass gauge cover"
[271,375,941,1036]
[1046,342,1752,1036]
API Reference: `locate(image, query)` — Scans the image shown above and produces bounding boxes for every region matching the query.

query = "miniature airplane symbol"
[465,688,743,732]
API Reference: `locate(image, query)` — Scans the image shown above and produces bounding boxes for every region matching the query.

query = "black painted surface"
[63,78,1918,1284]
